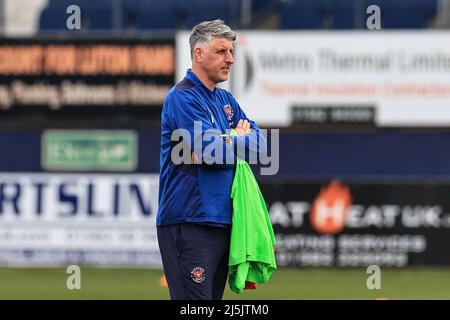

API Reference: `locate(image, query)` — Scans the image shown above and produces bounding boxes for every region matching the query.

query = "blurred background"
[1,0,450,299]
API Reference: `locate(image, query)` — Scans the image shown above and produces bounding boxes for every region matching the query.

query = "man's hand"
[235,119,251,136]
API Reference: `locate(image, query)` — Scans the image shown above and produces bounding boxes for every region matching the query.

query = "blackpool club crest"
[223,104,234,127]
[191,267,206,283]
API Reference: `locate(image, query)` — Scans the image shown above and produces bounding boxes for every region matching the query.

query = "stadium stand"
[135,0,179,31]
[38,0,241,32]
[278,0,331,29]
[37,0,442,32]
[39,0,89,31]
[88,0,114,30]
[181,0,241,29]
[330,0,364,29]
[369,0,438,28]
[278,0,439,30]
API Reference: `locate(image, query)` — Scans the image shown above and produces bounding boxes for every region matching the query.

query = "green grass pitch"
[1,267,449,300]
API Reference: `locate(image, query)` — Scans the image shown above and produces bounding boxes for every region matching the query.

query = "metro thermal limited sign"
[177,31,450,127]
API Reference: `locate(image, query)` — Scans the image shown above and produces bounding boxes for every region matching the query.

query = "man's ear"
[194,47,202,63]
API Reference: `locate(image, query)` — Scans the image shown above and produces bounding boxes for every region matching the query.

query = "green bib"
[228,129,277,294]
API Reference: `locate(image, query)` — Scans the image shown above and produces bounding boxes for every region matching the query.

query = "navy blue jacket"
[156,69,267,226]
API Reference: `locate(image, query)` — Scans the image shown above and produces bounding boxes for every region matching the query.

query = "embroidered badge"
[223,104,234,127]
[190,267,206,283]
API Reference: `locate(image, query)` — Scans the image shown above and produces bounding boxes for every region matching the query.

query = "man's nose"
[226,51,234,64]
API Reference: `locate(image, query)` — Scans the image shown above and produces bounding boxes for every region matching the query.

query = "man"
[156,20,267,300]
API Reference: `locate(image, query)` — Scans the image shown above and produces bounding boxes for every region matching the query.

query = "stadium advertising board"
[176,31,450,127]
[0,38,174,112]
[0,173,161,266]
[263,180,450,267]
[2,172,449,268]
[42,130,138,171]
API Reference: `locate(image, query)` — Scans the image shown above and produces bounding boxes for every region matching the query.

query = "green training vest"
[228,130,277,294]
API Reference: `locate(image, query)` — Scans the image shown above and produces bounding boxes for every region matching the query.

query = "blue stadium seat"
[279,0,331,29]
[39,7,68,30]
[87,9,113,30]
[135,0,179,31]
[122,0,140,29]
[87,0,113,30]
[252,0,273,12]
[330,0,364,29]
[39,0,90,31]
[182,0,239,29]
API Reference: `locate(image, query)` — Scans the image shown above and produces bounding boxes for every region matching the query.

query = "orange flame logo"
[310,180,352,235]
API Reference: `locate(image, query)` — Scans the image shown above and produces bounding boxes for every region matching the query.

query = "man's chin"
[217,75,229,83]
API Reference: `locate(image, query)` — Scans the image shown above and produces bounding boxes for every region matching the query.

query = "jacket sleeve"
[169,91,236,168]
[229,95,268,164]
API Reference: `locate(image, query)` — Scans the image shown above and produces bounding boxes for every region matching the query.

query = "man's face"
[198,37,234,84]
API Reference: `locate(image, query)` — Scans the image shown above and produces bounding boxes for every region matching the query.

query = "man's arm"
[170,92,236,167]
[229,97,268,163]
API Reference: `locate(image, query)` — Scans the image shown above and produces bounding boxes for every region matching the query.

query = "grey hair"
[189,19,236,59]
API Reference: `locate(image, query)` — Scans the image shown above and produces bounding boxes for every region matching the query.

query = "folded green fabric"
[228,130,277,294]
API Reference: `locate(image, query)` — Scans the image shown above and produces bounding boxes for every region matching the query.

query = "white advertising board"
[177,31,450,127]
[0,173,161,266]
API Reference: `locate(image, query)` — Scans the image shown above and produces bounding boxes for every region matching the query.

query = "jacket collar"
[186,69,216,94]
